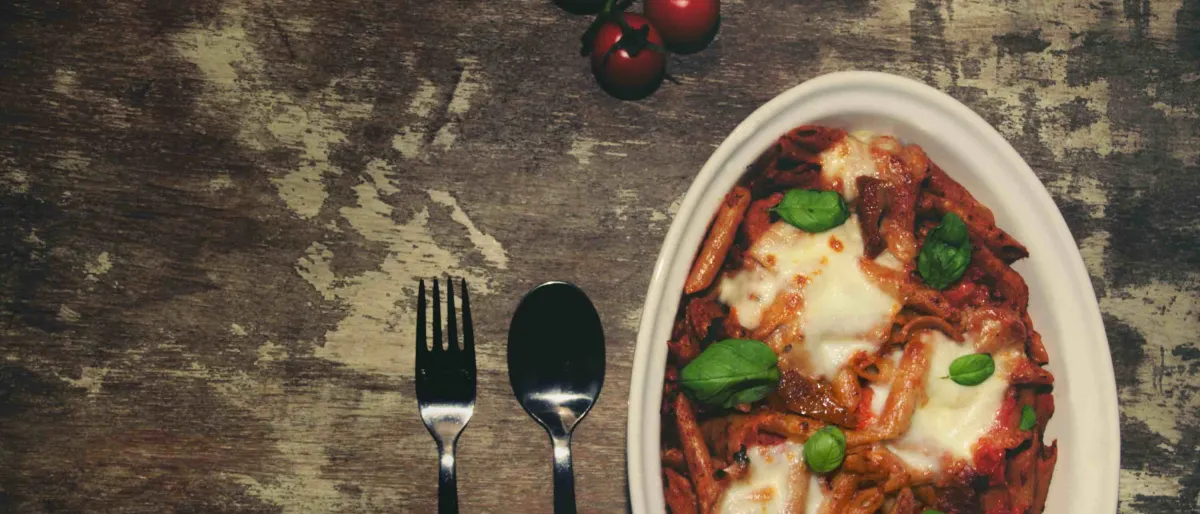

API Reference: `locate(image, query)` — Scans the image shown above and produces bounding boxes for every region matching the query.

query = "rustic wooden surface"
[1,0,1198,512]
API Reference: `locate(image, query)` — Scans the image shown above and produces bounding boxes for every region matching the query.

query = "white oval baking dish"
[627,71,1119,514]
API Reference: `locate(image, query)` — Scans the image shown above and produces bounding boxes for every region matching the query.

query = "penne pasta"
[833,367,863,414]
[970,245,1030,310]
[885,488,921,514]
[879,157,920,264]
[844,487,886,514]
[675,393,721,513]
[743,192,784,244]
[855,176,890,258]
[980,485,1012,512]
[685,187,752,294]
[1032,442,1058,512]
[664,448,688,471]
[1023,309,1050,365]
[661,126,1058,514]
[820,473,862,514]
[786,460,811,513]
[665,467,700,514]
[917,189,1028,264]
[668,332,702,364]
[757,411,826,441]
[1007,442,1038,511]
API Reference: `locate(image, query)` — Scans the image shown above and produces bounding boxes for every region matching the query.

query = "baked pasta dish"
[661,126,1057,514]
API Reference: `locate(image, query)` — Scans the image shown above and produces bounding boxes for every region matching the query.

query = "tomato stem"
[601,41,620,70]
[602,0,615,14]
[615,13,632,31]
[644,42,669,54]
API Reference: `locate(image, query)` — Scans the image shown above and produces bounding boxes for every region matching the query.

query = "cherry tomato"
[644,0,720,54]
[590,13,667,100]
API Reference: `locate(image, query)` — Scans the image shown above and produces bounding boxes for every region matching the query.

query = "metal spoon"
[507,281,605,514]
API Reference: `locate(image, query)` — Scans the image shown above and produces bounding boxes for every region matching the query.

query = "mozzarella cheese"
[718,217,901,378]
[805,475,826,514]
[887,330,1020,473]
[717,442,827,514]
[818,131,878,201]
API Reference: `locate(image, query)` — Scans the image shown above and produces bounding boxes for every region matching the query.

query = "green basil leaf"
[946,353,995,386]
[680,339,781,408]
[803,426,846,473]
[773,189,850,233]
[939,211,969,245]
[728,383,774,406]
[918,212,972,289]
[1019,404,1037,431]
[922,510,946,514]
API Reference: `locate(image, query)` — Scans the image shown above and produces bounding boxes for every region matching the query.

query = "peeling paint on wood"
[1,0,1198,512]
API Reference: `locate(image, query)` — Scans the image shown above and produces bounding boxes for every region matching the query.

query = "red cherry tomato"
[590,13,666,100]
[644,0,720,53]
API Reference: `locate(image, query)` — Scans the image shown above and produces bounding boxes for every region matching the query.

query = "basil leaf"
[773,189,850,233]
[938,211,969,245]
[1020,404,1037,431]
[803,426,846,473]
[728,383,775,406]
[946,353,995,386]
[680,339,781,408]
[917,212,972,289]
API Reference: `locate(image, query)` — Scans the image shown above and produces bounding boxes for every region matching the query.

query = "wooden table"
[2,0,1198,512]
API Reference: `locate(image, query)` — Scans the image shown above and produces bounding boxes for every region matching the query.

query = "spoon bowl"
[508,281,605,514]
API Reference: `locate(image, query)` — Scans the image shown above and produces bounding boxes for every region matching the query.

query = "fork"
[416,278,477,514]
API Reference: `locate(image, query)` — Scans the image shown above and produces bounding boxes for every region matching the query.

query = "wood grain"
[1,0,1198,512]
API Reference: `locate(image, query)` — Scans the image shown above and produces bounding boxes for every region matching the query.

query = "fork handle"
[438,440,458,514]
[551,434,576,514]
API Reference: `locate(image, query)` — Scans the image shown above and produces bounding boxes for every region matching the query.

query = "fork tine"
[416,280,427,356]
[446,277,459,352]
[432,279,443,352]
[461,278,474,360]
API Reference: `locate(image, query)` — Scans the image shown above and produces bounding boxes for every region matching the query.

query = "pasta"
[661,126,1057,513]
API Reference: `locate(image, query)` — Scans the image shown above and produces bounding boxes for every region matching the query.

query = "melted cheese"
[718,217,901,378]
[888,331,1019,473]
[819,132,878,201]
[717,442,827,514]
[874,250,904,271]
[805,475,827,514]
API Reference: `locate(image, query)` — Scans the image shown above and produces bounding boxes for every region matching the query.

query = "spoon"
[508,281,606,514]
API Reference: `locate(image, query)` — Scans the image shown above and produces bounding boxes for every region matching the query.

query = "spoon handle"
[438,440,459,514]
[551,434,577,514]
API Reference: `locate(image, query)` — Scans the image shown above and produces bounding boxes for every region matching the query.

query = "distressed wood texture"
[1,0,1198,512]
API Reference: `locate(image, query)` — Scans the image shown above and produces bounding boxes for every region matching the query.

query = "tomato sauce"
[855,386,876,430]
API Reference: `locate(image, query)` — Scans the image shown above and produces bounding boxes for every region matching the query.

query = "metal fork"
[416,278,477,514]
